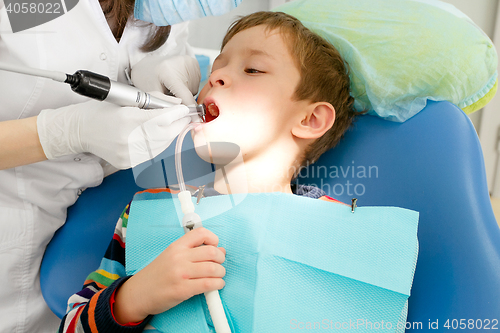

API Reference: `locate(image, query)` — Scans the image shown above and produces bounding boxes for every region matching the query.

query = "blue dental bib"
[126,191,419,332]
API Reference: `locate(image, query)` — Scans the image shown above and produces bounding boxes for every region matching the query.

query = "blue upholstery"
[41,101,500,330]
[40,169,142,318]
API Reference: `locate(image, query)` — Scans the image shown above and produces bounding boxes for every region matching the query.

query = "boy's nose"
[209,69,230,88]
[213,79,225,86]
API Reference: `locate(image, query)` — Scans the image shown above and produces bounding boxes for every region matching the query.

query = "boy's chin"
[194,142,242,165]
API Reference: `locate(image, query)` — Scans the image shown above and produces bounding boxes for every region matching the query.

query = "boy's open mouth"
[204,102,220,123]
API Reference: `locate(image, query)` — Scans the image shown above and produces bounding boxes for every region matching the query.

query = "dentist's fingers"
[127,106,190,167]
[131,55,200,106]
[157,56,200,105]
[142,107,191,132]
[148,90,182,105]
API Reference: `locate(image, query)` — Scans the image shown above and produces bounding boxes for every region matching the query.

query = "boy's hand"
[113,227,226,324]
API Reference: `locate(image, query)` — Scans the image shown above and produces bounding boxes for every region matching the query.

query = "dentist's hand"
[131,55,201,105]
[37,98,191,169]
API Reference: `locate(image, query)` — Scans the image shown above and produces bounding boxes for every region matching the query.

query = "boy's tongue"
[205,103,220,122]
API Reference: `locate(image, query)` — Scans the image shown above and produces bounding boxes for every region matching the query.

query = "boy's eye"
[245,68,263,74]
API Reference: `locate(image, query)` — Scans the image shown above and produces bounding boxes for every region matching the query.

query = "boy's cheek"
[197,84,210,104]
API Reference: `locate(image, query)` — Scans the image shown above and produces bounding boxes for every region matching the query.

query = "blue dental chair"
[41,101,500,331]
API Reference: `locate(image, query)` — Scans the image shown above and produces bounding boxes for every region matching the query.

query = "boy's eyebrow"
[214,49,275,63]
[247,48,275,60]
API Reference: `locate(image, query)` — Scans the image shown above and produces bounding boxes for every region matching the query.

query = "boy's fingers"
[186,262,226,279]
[181,227,219,248]
[189,245,226,264]
[188,277,226,296]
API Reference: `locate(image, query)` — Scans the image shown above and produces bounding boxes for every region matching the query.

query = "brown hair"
[222,11,358,169]
[99,0,171,52]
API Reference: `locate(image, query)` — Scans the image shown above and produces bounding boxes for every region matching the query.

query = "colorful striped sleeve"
[58,203,151,333]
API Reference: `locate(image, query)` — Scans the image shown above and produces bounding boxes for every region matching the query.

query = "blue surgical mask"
[134,0,243,26]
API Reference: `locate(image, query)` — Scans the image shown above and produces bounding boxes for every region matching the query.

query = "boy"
[59,11,357,332]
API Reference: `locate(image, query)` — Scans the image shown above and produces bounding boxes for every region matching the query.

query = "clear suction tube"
[174,123,232,333]
[174,123,196,193]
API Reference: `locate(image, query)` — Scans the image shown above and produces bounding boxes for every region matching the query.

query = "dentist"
[0,0,241,332]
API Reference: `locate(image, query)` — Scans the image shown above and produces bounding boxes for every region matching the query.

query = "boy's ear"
[292,102,335,140]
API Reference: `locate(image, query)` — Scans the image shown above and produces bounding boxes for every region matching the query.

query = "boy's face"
[193,25,311,164]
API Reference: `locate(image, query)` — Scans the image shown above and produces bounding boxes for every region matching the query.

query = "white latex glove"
[131,55,201,106]
[37,98,191,169]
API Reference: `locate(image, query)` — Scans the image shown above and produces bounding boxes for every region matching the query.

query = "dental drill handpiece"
[0,62,206,118]
[65,70,206,117]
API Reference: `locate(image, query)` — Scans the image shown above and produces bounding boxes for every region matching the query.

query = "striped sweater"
[58,185,345,333]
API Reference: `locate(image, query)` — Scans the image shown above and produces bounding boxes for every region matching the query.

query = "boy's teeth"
[207,103,219,117]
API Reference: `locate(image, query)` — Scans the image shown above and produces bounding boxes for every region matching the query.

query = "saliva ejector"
[0,62,206,118]
[173,123,232,333]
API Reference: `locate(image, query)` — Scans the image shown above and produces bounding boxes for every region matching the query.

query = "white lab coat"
[0,0,192,331]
